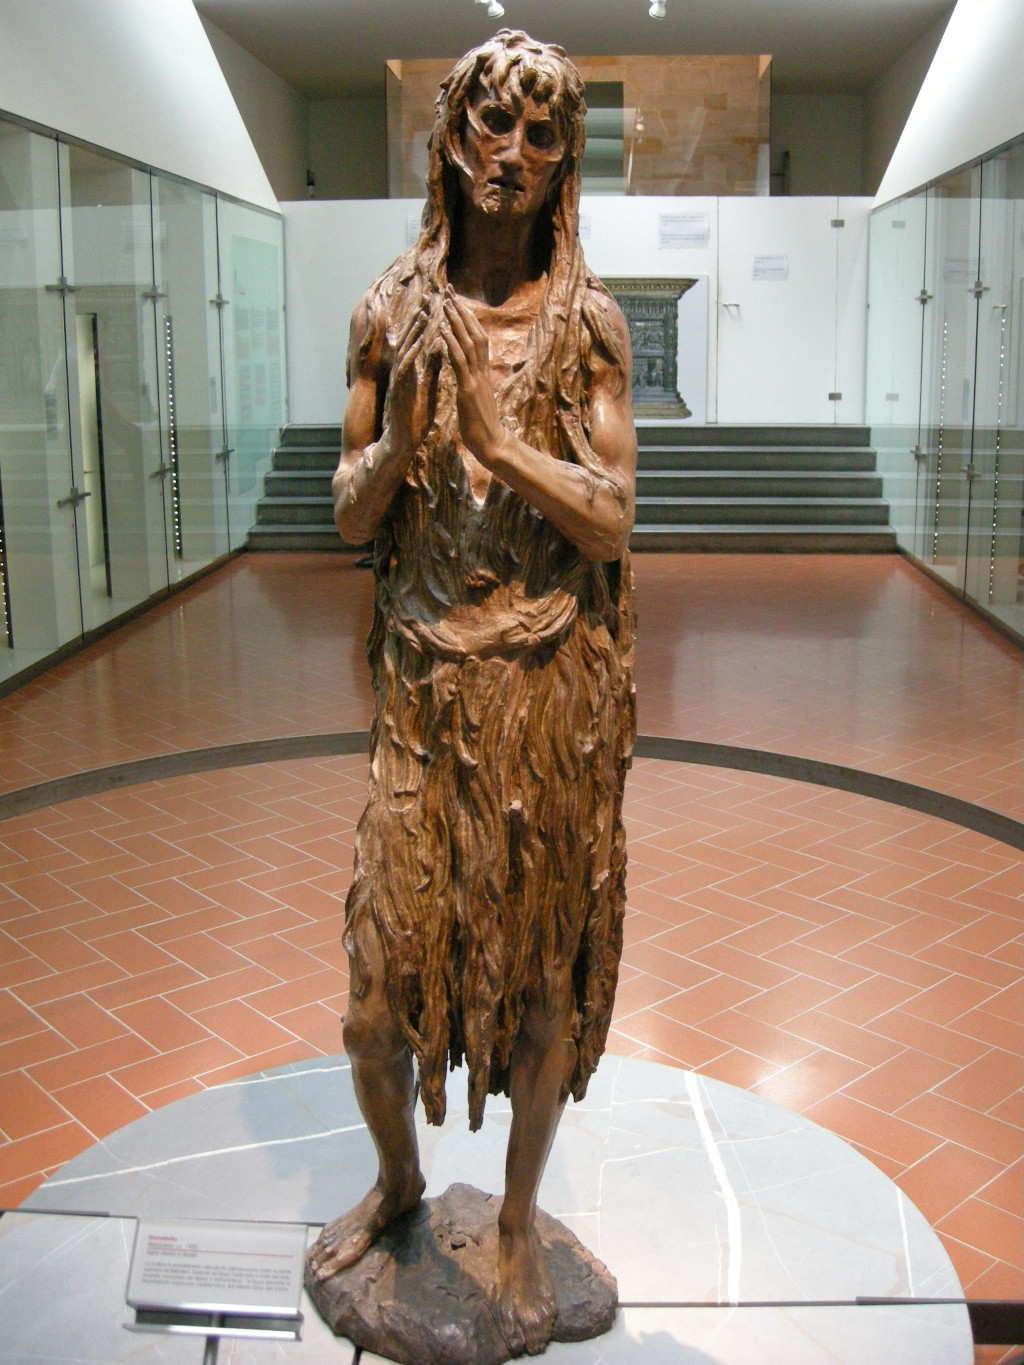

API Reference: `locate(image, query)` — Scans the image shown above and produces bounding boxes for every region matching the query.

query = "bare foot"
[307,1173,425,1282]
[496,1226,557,1356]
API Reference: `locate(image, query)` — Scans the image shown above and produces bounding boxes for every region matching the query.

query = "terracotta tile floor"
[0,553,1021,1359]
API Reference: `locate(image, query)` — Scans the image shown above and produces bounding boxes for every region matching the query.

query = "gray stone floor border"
[2,731,1020,852]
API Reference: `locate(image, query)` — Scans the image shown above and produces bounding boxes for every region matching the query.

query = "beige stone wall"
[386,54,769,198]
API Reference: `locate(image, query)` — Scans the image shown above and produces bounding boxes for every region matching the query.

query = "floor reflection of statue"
[308,30,637,1356]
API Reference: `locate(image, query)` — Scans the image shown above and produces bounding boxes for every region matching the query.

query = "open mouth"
[487,175,522,193]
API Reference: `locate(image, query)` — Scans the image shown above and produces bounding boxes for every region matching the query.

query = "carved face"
[457,80,566,221]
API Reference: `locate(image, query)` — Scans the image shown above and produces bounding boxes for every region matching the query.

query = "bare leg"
[307,926,425,1281]
[497,1000,575,1355]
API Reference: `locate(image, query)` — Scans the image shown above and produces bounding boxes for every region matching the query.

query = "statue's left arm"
[442,287,636,563]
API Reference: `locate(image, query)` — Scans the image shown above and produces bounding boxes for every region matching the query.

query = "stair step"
[630,526,897,552]
[634,423,872,448]
[247,423,894,554]
[264,471,335,497]
[256,496,334,525]
[635,472,883,498]
[278,424,341,447]
[638,447,878,472]
[271,448,340,471]
[634,497,891,526]
[246,524,365,551]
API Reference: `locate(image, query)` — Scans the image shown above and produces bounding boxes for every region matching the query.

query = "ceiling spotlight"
[649,0,666,17]
[475,0,505,15]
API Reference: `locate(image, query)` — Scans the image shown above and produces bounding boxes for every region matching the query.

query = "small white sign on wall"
[753,255,788,282]
[406,212,422,246]
[578,214,592,240]
[659,212,710,250]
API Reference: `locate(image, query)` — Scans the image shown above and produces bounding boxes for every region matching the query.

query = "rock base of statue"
[304,1182,618,1365]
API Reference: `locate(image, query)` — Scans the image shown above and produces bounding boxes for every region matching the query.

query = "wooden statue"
[307,30,637,1359]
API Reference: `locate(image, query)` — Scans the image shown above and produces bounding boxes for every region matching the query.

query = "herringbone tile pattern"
[0,553,1020,1363]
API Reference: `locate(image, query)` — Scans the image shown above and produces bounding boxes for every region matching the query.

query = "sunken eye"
[527,123,557,150]
[480,105,516,135]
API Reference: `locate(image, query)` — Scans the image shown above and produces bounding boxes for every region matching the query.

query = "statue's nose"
[497,125,526,167]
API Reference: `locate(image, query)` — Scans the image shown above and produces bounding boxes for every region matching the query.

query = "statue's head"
[423,31,586,249]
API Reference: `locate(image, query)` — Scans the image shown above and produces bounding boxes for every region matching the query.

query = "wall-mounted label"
[659,212,710,250]
[406,212,422,246]
[578,214,592,241]
[753,255,788,282]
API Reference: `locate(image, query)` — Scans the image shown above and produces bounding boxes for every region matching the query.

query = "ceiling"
[193,0,955,98]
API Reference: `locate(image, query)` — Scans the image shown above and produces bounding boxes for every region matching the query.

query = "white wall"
[283,197,871,428]
[0,0,278,212]
[875,0,1024,207]
[863,13,950,197]
[771,93,865,196]
[200,16,309,203]
[282,200,418,426]
[309,98,389,200]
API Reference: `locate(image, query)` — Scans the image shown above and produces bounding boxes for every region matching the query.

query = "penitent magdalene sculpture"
[307,30,637,1359]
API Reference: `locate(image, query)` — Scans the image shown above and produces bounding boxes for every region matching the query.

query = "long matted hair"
[352,31,627,484]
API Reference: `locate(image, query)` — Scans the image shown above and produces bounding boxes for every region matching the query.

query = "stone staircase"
[632,424,895,552]
[247,425,349,551]
[248,423,895,553]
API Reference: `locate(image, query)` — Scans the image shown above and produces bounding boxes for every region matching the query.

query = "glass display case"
[867,135,1024,641]
[0,115,287,686]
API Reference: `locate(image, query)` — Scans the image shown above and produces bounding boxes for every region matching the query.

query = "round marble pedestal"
[3,1055,971,1364]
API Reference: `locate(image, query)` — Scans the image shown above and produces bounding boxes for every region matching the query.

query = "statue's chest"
[459,306,534,505]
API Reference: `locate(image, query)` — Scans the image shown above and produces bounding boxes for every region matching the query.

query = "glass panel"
[215,198,286,550]
[964,143,1024,636]
[59,142,168,631]
[866,192,929,556]
[0,121,82,683]
[918,166,982,592]
[385,54,770,197]
[151,175,229,578]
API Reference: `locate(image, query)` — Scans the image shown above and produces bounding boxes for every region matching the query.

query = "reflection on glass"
[868,133,1024,641]
[921,166,981,593]
[151,176,229,577]
[866,193,929,555]
[215,198,286,551]
[965,145,1024,635]
[0,122,82,683]
[0,110,287,691]
[60,142,167,631]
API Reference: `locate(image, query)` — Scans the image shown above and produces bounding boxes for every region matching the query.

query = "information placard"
[127,1219,307,1318]
[659,212,710,250]
[753,254,789,282]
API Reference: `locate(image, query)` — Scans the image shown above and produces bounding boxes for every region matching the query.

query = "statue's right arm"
[332,295,425,546]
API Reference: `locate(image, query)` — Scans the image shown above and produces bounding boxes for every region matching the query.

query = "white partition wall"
[283,197,872,428]
[716,199,868,425]
[282,200,419,428]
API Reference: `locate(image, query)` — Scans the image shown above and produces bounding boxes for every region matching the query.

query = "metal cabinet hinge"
[57,485,90,509]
